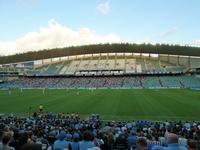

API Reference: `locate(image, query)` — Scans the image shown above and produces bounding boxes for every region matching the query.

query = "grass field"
[0,89,200,121]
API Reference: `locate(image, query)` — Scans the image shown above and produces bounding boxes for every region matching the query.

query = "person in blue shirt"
[127,130,137,149]
[163,133,188,150]
[53,131,70,150]
[73,132,80,140]
[79,131,95,150]
[71,138,79,150]
[152,146,165,150]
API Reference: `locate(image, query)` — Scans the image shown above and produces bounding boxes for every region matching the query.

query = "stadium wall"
[159,54,200,68]
[2,53,200,69]
[190,57,200,68]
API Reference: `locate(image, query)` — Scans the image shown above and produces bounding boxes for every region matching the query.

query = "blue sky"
[0,0,200,55]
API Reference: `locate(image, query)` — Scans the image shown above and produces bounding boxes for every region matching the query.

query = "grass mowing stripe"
[0,89,200,121]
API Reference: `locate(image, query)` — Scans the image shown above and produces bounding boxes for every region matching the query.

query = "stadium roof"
[0,43,200,64]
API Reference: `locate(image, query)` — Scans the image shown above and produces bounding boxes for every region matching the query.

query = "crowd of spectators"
[1,75,200,90]
[0,113,200,150]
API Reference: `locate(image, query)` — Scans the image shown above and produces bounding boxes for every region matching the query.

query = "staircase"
[158,78,163,87]
[179,81,185,88]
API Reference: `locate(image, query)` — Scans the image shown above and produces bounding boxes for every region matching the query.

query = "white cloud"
[0,19,121,56]
[0,41,16,56]
[194,40,200,47]
[195,40,200,45]
[96,1,110,15]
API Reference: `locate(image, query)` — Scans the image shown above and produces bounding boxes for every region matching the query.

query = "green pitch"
[0,89,200,121]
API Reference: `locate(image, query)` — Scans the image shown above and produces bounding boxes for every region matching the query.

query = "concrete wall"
[190,57,200,68]
[179,57,189,67]
[159,55,169,62]
[168,55,178,65]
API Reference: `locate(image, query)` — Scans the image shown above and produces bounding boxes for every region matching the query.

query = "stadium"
[1,43,200,149]
[1,1,200,149]
[0,43,200,120]
[0,44,200,149]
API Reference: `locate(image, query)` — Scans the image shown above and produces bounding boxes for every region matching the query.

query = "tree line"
[0,43,200,64]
